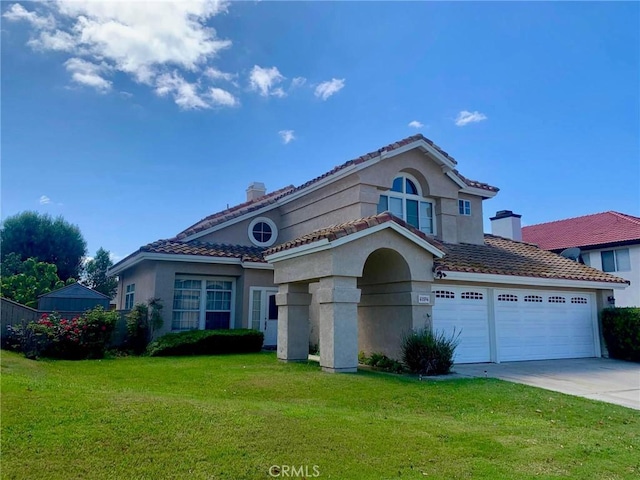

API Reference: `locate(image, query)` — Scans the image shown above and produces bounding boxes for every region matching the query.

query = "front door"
[250,288,279,347]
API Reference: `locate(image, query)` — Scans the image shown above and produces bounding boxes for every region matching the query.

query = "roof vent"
[490,210,522,241]
[246,182,266,202]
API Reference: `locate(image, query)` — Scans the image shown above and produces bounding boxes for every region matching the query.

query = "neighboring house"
[38,283,112,317]
[110,134,629,372]
[522,211,640,307]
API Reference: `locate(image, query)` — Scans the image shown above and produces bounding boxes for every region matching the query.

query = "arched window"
[377,174,435,234]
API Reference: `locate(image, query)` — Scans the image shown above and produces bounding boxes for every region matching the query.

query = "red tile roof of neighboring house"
[521,211,640,251]
[435,235,627,284]
[175,134,499,240]
[264,212,444,256]
[141,240,267,263]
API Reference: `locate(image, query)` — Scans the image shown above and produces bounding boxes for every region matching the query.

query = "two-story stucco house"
[110,134,629,372]
[522,211,640,307]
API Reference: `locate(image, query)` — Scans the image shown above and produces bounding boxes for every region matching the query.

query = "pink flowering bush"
[11,307,118,360]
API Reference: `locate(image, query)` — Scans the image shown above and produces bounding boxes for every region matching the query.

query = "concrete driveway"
[454,358,640,410]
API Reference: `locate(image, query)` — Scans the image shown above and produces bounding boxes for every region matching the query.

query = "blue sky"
[2,1,639,262]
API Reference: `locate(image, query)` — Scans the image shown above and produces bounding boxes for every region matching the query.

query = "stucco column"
[276,283,311,362]
[316,276,361,373]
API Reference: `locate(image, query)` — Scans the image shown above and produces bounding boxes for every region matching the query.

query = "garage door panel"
[433,287,490,364]
[495,289,595,362]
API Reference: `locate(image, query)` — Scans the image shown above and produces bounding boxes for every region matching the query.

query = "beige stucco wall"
[195,210,283,247]
[115,261,157,310]
[184,147,490,248]
[456,194,485,245]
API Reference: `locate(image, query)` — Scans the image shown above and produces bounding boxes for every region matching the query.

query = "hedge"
[601,307,640,362]
[146,329,264,356]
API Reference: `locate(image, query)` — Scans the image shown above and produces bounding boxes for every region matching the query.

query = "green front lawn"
[1,351,638,479]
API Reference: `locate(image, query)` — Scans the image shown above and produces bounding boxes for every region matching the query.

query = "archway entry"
[265,214,445,373]
[358,248,422,361]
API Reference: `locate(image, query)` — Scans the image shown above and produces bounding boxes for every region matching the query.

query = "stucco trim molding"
[108,252,272,276]
[440,271,629,290]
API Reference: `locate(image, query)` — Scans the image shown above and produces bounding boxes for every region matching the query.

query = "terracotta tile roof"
[141,239,267,263]
[435,235,628,284]
[176,185,295,240]
[265,212,444,256]
[176,134,499,239]
[521,211,640,251]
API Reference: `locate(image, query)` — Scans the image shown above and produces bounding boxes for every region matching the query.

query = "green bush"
[358,351,405,374]
[126,298,164,354]
[9,307,118,360]
[147,329,264,357]
[401,327,460,376]
[602,307,640,362]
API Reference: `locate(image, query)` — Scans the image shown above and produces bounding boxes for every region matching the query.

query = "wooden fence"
[1,297,39,337]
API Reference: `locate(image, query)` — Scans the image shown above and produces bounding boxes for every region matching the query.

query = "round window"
[248,218,278,247]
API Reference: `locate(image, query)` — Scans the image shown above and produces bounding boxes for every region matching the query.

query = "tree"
[83,248,118,298]
[0,258,70,308]
[0,211,87,281]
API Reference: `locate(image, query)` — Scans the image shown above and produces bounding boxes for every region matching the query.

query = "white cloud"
[65,58,112,92]
[155,71,209,110]
[278,130,295,144]
[290,76,306,89]
[208,87,239,107]
[204,67,237,83]
[39,195,51,205]
[455,110,488,126]
[3,3,55,30]
[314,78,345,101]
[5,1,235,108]
[27,30,76,51]
[408,120,424,129]
[249,65,286,97]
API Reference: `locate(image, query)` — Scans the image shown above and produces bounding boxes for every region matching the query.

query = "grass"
[1,351,638,480]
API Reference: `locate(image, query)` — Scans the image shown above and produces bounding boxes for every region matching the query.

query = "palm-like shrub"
[401,327,460,376]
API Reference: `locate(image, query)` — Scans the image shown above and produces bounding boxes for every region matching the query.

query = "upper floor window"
[601,248,630,272]
[458,199,471,216]
[377,174,434,234]
[125,283,135,310]
[248,217,278,247]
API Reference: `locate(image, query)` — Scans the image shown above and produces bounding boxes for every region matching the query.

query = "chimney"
[246,182,266,202]
[490,210,522,241]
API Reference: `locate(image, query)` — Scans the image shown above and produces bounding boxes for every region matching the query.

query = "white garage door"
[432,287,490,364]
[495,290,596,362]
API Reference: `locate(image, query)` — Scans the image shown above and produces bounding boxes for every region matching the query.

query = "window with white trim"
[461,291,483,300]
[548,296,566,303]
[524,295,543,303]
[248,217,278,247]
[125,284,135,310]
[601,248,630,272]
[377,174,435,234]
[172,277,235,331]
[497,294,518,302]
[458,199,471,216]
[434,290,455,299]
[571,297,588,304]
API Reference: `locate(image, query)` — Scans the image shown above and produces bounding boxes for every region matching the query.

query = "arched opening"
[357,248,414,360]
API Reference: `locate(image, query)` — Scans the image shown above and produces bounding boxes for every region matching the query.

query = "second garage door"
[495,290,596,362]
